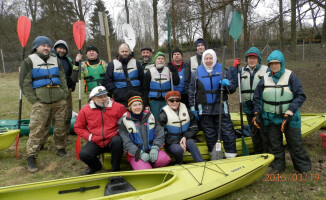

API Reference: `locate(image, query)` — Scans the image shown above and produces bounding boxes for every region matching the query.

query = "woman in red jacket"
[74,86,127,175]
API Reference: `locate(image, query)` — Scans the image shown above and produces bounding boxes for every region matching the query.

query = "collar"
[89,97,112,109]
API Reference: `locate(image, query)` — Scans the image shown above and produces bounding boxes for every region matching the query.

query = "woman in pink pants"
[118,91,171,170]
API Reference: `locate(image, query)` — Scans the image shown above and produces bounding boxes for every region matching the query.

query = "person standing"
[74,86,126,174]
[230,47,270,154]
[253,50,311,174]
[76,45,107,93]
[138,46,154,72]
[103,43,143,106]
[159,91,203,164]
[188,49,237,159]
[19,36,68,173]
[119,91,171,170]
[170,47,190,108]
[143,51,180,119]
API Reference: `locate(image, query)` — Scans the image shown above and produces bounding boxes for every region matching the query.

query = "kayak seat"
[104,176,136,196]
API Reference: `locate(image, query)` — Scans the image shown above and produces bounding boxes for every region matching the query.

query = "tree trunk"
[153,0,158,50]
[125,0,129,24]
[200,0,208,41]
[291,0,296,52]
[171,0,177,45]
[28,0,37,22]
[73,0,85,21]
[241,0,249,52]
[279,0,284,51]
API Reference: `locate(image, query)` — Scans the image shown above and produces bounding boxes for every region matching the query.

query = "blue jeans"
[166,139,203,164]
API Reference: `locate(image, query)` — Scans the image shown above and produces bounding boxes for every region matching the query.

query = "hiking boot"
[82,168,100,175]
[26,156,38,173]
[56,149,68,157]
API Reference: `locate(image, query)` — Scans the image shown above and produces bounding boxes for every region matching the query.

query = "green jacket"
[19,52,69,104]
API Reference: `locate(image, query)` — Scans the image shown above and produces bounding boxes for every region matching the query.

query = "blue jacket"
[253,50,305,128]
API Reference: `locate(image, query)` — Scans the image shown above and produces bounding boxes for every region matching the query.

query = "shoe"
[56,149,68,157]
[26,156,38,173]
[82,168,99,175]
[266,168,282,174]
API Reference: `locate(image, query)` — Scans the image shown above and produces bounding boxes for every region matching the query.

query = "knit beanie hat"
[32,36,52,50]
[165,91,181,102]
[153,51,166,61]
[194,38,206,49]
[86,45,99,54]
[127,96,143,108]
[172,47,183,56]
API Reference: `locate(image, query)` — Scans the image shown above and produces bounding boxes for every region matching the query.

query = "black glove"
[252,112,261,129]
[281,114,292,133]
[70,69,79,83]
[168,62,177,72]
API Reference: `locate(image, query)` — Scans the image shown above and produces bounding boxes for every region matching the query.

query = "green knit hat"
[153,51,166,61]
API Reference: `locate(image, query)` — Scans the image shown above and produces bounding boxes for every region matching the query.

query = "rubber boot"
[26,156,38,173]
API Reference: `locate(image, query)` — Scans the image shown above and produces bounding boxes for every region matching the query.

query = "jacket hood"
[53,40,69,55]
[245,46,262,65]
[267,50,285,80]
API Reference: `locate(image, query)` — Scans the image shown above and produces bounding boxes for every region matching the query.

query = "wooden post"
[103,15,112,62]
[1,49,5,73]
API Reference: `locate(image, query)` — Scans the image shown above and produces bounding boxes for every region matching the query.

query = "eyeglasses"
[168,99,180,103]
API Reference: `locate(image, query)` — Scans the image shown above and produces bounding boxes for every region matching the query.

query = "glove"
[168,62,177,72]
[149,146,159,163]
[190,106,199,120]
[140,152,150,162]
[252,112,261,129]
[221,79,230,87]
[233,58,241,68]
[70,69,79,83]
[281,114,292,133]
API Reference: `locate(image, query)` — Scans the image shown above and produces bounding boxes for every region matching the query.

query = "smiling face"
[141,50,152,61]
[247,56,259,69]
[36,44,51,55]
[130,101,143,114]
[55,47,67,57]
[269,62,281,73]
[204,53,214,68]
[167,97,181,111]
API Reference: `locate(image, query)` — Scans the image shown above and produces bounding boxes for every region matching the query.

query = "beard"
[155,63,164,69]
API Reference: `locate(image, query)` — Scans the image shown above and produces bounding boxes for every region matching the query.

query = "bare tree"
[153,0,159,50]
[291,0,296,52]
[125,0,129,24]
[73,0,85,21]
[279,0,284,51]
[28,0,38,22]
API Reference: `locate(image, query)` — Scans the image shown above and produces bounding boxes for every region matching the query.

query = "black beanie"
[172,47,183,56]
[86,45,99,54]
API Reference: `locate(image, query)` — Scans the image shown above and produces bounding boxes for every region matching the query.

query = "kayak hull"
[0,129,20,151]
[0,154,274,200]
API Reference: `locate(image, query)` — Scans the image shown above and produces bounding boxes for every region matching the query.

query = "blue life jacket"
[173,66,186,94]
[122,112,156,151]
[113,59,140,88]
[30,54,61,88]
[197,64,222,104]
[148,66,171,98]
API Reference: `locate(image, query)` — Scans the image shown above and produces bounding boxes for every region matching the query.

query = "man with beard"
[104,43,144,106]
[138,46,154,72]
[76,45,107,92]
[19,36,68,173]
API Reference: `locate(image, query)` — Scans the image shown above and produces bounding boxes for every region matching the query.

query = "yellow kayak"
[0,154,274,200]
[0,129,20,151]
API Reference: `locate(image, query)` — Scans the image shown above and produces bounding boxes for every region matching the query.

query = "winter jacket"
[104,58,143,103]
[19,52,68,104]
[171,61,190,94]
[185,52,202,92]
[118,111,165,156]
[188,63,236,115]
[74,98,126,148]
[159,103,199,145]
[253,50,305,128]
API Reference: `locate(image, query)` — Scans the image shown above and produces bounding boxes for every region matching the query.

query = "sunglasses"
[168,99,180,103]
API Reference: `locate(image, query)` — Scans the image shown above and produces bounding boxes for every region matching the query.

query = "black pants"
[247,114,270,154]
[79,135,123,171]
[267,124,311,172]
[199,114,236,153]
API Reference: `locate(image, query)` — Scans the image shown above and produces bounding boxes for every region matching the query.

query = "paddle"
[16,16,31,158]
[73,21,86,160]
[166,12,174,90]
[122,23,136,52]
[211,5,233,160]
[229,10,249,156]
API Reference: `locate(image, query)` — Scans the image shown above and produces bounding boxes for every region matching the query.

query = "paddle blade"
[229,11,242,41]
[76,135,81,160]
[210,142,223,160]
[73,21,86,51]
[241,136,249,156]
[17,16,31,48]
[122,23,136,51]
[222,5,233,45]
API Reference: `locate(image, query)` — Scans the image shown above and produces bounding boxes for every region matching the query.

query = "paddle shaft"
[18,48,25,130]
[78,50,81,111]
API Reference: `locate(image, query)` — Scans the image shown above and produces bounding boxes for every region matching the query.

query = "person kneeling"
[74,86,126,175]
[159,91,204,164]
[119,91,171,170]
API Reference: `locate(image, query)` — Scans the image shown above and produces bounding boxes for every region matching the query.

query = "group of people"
[19,36,311,176]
